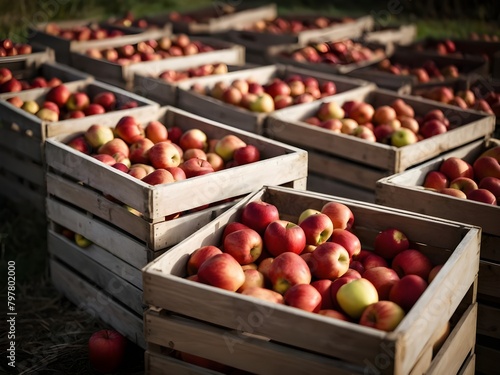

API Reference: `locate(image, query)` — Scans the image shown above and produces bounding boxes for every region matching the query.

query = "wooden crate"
[362,24,417,47]
[306,172,376,203]
[266,85,495,191]
[142,185,479,374]
[176,64,373,134]
[348,50,489,92]
[469,76,500,138]
[0,61,93,99]
[70,35,244,89]
[44,106,307,222]
[0,44,54,70]
[27,19,169,65]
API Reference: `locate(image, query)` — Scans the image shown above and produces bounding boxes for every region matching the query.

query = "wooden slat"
[0,147,45,187]
[475,342,499,375]
[306,172,376,203]
[0,171,45,211]
[481,233,500,263]
[478,260,500,299]
[477,303,500,340]
[458,353,476,375]
[0,125,43,163]
[145,349,224,375]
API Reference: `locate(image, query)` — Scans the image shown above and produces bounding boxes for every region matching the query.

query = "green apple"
[75,233,92,248]
[391,127,418,147]
[336,278,379,319]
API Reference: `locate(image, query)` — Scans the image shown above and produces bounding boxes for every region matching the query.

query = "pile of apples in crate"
[0,67,63,93]
[157,62,229,82]
[42,22,127,40]
[303,97,453,147]
[242,15,353,34]
[376,58,461,83]
[0,38,33,56]
[184,200,445,333]
[423,143,500,205]
[192,74,338,113]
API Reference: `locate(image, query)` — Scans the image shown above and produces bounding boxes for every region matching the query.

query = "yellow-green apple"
[449,176,478,195]
[67,135,92,154]
[439,187,467,199]
[129,137,154,164]
[84,124,114,150]
[423,171,449,191]
[183,148,207,161]
[320,118,343,132]
[320,201,354,230]
[308,242,350,280]
[114,116,145,144]
[297,208,321,224]
[233,144,260,165]
[391,249,433,279]
[36,108,59,122]
[373,105,397,125]
[420,119,448,139]
[45,84,71,108]
[478,176,500,200]
[141,169,175,186]
[240,200,280,235]
[197,253,245,292]
[330,274,359,311]
[237,269,265,292]
[147,141,181,169]
[473,156,500,180]
[361,252,389,271]
[98,138,130,158]
[66,92,90,111]
[311,279,334,309]
[391,99,414,118]
[479,145,500,162]
[373,228,410,260]
[21,100,39,114]
[93,91,116,111]
[210,81,228,100]
[298,212,334,246]
[180,157,214,178]
[359,301,405,331]
[75,233,92,248]
[88,329,127,374]
[7,96,23,108]
[362,266,400,300]
[467,188,497,205]
[284,283,322,313]
[268,252,311,294]
[318,309,350,321]
[264,220,306,256]
[353,125,376,142]
[240,92,259,109]
[349,102,375,125]
[249,93,275,113]
[214,134,247,162]
[179,128,208,151]
[186,245,223,276]
[145,120,168,144]
[329,228,361,259]
[389,274,428,312]
[439,157,475,181]
[165,166,186,181]
[336,278,379,319]
[317,101,345,121]
[391,127,418,147]
[240,286,284,304]
[374,124,395,144]
[223,228,263,265]
[428,264,444,284]
[340,118,359,135]
[204,152,224,172]
[92,153,116,165]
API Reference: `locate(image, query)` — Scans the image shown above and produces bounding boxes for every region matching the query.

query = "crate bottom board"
[306,172,376,203]
[143,300,477,375]
[49,258,145,349]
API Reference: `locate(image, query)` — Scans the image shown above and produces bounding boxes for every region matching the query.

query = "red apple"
[298,212,334,246]
[349,102,375,125]
[142,169,175,186]
[88,329,127,374]
[373,228,410,260]
[449,176,478,195]
[237,269,265,292]
[359,301,405,331]
[320,201,354,230]
[180,157,214,178]
[439,187,467,199]
[240,200,280,235]
[478,176,500,200]
[423,171,449,191]
[473,156,500,181]
[223,228,263,265]
[466,188,497,205]
[439,157,475,181]
[129,137,154,164]
[147,141,181,169]
[284,283,322,313]
[240,286,284,304]
[318,309,350,321]
[362,253,389,271]
[420,119,448,139]
[363,266,400,300]
[92,153,116,165]
[233,144,260,165]
[114,116,145,144]
[183,148,207,161]
[45,84,71,108]
[179,128,208,151]
[164,166,186,181]
[428,264,444,284]
[98,138,129,158]
[268,252,311,294]
[389,274,428,312]
[329,228,361,259]
[145,120,168,144]
[187,245,223,276]
[308,242,350,280]
[66,92,90,111]
[197,253,245,292]
[206,152,225,171]
[311,279,334,310]
[264,220,306,256]
[93,91,116,111]
[391,249,433,280]
[67,135,92,154]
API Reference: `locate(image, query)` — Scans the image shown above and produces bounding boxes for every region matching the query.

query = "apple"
[129,137,154,164]
[317,101,345,121]
[391,127,418,147]
[311,279,334,310]
[336,278,379,319]
[265,79,291,98]
[233,144,260,165]
[320,119,343,133]
[318,309,350,321]
[389,274,428,312]
[329,228,362,259]
[183,148,207,161]
[363,266,400,300]
[179,128,208,151]
[439,187,467,199]
[473,156,500,181]
[373,228,410,260]
[398,116,419,134]
[145,120,168,144]
[164,166,186,182]
[223,228,263,265]
[240,286,284,304]
[141,169,175,186]
[359,301,405,331]
[298,212,334,246]
[98,138,129,158]
[21,100,39,114]
[84,124,114,150]
[112,162,129,173]
[186,245,223,276]
[373,105,397,125]
[467,188,497,205]
[373,124,395,144]
[423,171,449,191]
[304,117,321,126]
[361,252,389,271]
[320,201,354,230]
[420,120,448,139]
[439,157,475,181]
[197,253,245,292]
[264,220,306,256]
[349,260,365,275]
[114,116,145,145]
[215,135,247,162]
[147,141,181,169]
[75,233,92,248]
[93,91,116,111]
[308,242,350,280]
[66,92,90,111]
[88,329,127,374]
[67,135,92,154]
[93,153,117,165]
[237,269,265,292]
[240,200,280,235]
[340,118,359,135]
[391,99,414,118]
[349,102,375,125]
[206,152,225,171]
[222,86,242,106]
[268,252,311,294]
[45,84,71,108]
[428,264,444,284]
[391,249,433,280]
[36,108,59,122]
[7,96,23,108]
[478,176,500,200]
[180,157,214,178]
[0,67,12,85]
[42,101,60,115]
[284,283,322,313]
[330,274,358,311]
[449,177,478,195]
[432,321,451,355]
[249,93,275,113]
